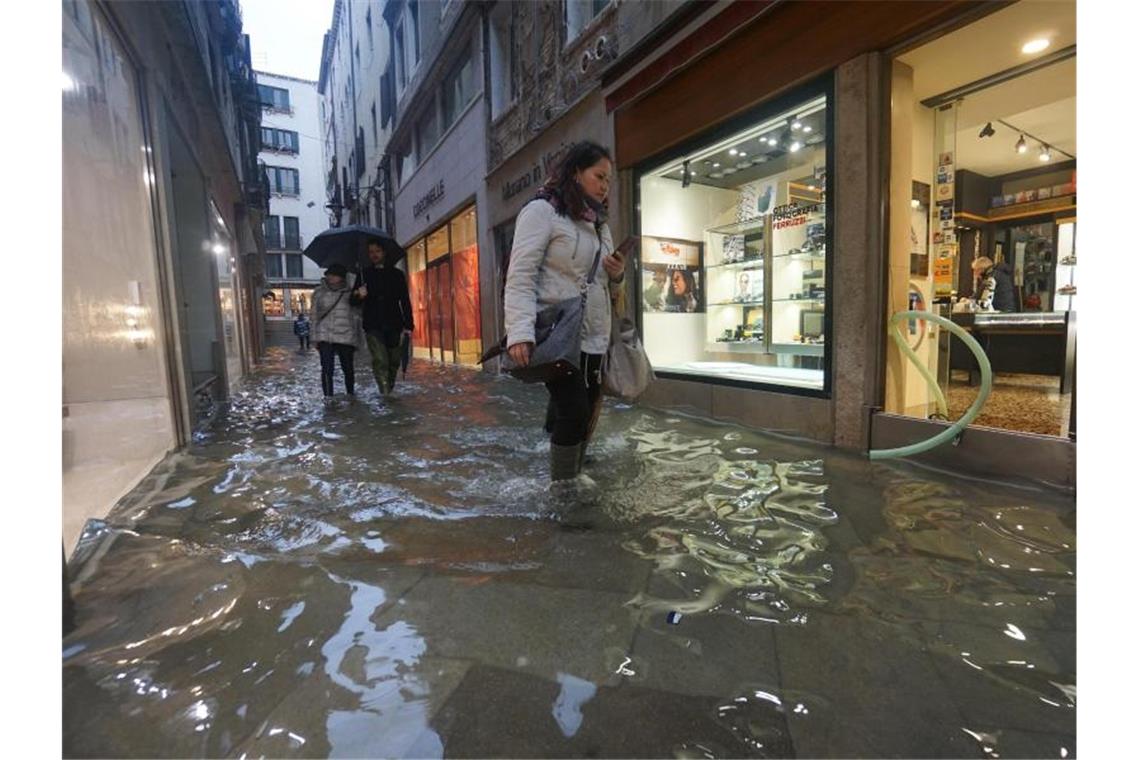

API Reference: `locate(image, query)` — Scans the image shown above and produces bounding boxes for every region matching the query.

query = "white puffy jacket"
[311,279,361,347]
[504,199,615,355]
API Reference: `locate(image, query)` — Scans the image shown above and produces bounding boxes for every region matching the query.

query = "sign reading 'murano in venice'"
[413,180,445,218]
[501,144,573,202]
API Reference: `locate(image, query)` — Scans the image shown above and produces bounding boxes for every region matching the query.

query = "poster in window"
[641,236,703,313]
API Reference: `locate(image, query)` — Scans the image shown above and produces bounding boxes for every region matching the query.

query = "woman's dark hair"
[544,140,613,218]
[666,268,698,307]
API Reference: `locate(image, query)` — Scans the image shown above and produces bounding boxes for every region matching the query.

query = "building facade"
[602,0,1076,485]
[255,71,327,335]
[62,0,268,551]
[315,0,1077,486]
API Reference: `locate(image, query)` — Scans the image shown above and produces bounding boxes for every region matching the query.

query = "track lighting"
[978,122,996,139]
[681,159,692,188]
[1016,135,1027,153]
[1039,144,1051,162]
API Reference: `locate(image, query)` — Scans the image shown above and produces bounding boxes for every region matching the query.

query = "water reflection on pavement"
[64,348,1076,758]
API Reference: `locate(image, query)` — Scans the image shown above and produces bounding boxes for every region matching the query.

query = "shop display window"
[637,91,831,393]
[263,288,286,317]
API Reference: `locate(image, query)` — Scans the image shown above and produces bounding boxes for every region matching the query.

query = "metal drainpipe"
[347,0,359,223]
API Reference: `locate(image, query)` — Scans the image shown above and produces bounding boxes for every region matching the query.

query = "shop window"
[407,237,429,357]
[289,288,312,317]
[637,91,831,392]
[450,206,482,365]
[888,0,1076,438]
[426,225,449,262]
[263,287,286,317]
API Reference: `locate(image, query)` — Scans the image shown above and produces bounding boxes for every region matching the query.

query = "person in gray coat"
[503,141,626,482]
[311,264,361,398]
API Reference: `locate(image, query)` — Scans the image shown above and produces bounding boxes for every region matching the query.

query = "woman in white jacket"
[503,141,626,482]
[311,263,362,399]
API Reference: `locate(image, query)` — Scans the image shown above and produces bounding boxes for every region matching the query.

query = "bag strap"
[317,289,346,323]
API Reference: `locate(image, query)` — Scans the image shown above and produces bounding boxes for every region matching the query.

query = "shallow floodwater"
[64,348,1075,758]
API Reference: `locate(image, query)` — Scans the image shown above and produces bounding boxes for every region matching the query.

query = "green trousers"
[365,332,403,393]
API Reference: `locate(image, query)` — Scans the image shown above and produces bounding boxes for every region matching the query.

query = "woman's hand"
[507,341,534,367]
[602,251,625,282]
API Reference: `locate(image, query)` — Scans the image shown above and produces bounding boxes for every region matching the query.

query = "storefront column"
[884,60,917,415]
[832,53,889,450]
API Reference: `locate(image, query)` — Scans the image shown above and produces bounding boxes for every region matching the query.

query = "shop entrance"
[888,0,1076,438]
[407,204,482,367]
[427,257,456,363]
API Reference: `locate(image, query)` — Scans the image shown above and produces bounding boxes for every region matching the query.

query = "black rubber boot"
[549,443,581,482]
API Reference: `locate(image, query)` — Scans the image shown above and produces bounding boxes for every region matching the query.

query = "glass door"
[428,258,456,363]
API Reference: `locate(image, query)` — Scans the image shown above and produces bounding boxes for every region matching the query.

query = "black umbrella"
[302,225,406,281]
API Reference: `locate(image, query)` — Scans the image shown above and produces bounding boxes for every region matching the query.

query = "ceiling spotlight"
[729,148,738,156]
[978,122,996,138]
[1016,134,1027,154]
[712,162,720,167]
[803,126,813,133]
[1022,38,1050,54]
[910,199,921,209]
[766,137,778,146]
[789,141,803,152]
[738,151,747,157]
[1039,144,1051,162]
[791,120,802,131]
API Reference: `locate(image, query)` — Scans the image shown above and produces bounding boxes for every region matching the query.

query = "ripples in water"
[64,349,1076,758]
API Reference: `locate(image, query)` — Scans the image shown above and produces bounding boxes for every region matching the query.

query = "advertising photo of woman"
[665,267,700,313]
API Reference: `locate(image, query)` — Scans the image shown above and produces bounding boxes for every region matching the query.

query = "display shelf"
[770,342,825,356]
[709,299,765,307]
[706,259,765,270]
[706,217,767,236]
[772,249,826,260]
[772,297,825,304]
[709,340,766,349]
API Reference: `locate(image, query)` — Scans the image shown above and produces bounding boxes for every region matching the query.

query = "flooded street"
[64,348,1075,758]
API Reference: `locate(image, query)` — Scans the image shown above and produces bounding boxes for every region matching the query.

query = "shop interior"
[890,0,1075,437]
[638,94,830,392]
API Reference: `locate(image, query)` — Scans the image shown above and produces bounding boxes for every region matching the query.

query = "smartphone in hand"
[616,236,640,258]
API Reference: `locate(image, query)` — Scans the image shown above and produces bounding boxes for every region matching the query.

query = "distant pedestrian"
[311,264,361,399]
[503,140,627,483]
[293,312,311,352]
[352,238,414,397]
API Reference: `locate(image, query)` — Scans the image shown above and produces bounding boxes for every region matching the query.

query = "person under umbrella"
[352,238,414,396]
[311,264,362,400]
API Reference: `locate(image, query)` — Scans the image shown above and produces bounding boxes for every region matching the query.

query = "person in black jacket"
[972,256,1016,312]
[352,239,414,396]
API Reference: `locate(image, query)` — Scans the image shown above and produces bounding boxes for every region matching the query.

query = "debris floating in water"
[667,611,683,625]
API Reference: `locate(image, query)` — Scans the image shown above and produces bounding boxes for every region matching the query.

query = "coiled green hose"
[868,310,992,460]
